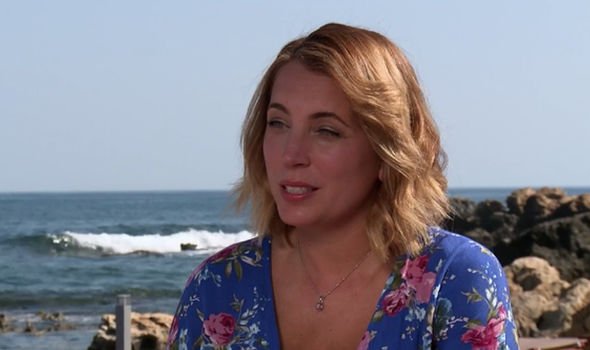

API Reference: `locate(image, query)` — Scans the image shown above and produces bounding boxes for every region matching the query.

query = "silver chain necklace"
[297,240,371,312]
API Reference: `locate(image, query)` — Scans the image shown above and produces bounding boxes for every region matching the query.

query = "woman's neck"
[287,224,373,276]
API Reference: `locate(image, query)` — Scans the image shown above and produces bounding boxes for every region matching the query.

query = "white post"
[116,294,131,350]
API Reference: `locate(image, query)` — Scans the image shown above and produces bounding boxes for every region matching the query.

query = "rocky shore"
[0,311,75,335]
[445,187,590,338]
[444,187,590,282]
[87,313,172,350]
[1,187,588,349]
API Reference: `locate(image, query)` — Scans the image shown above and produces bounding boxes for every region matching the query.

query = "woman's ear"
[378,164,385,182]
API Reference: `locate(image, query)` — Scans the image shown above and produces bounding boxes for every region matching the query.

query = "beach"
[1,188,589,349]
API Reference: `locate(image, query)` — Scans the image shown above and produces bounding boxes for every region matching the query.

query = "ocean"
[0,188,588,349]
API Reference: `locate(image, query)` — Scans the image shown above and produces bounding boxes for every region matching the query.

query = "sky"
[1,1,589,192]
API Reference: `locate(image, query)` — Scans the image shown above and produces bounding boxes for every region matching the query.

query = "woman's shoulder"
[205,236,265,266]
[182,236,267,290]
[427,227,494,256]
[169,237,274,349]
[423,227,503,273]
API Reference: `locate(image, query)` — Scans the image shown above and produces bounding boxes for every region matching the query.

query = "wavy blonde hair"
[234,23,449,261]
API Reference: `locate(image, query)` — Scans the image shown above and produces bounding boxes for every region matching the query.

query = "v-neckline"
[262,237,400,349]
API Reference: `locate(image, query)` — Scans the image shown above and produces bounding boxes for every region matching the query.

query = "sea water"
[0,188,588,349]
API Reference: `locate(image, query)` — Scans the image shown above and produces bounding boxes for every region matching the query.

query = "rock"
[504,257,566,298]
[578,194,590,212]
[507,187,536,216]
[504,257,566,336]
[555,194,590,218]
[443,187,590,336]
[537,309,567,334]
[475,200,506,218]
[492,211,590,282]
[444,198,518,251]
[560,278,590,317]
[537,278,590,337]
[520,213,590,281]
[521,187,575,226]
[37,311,64,322]
[512,292,552,336]
[524,193,559,222]
[0,314,14,333]
[445,198,509,248]
[22,311,76,333]
[444,188,590,282]
[23,320,36,333]
[180,243,198,251]
[88,312,173,350]
[449,197,476,218]
[444,197,477,233]
[505,257,590,337]
[474,200,518,235]
[444,187,590,335]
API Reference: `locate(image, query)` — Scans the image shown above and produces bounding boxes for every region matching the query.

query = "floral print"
[461,305,507,350]
[202,313,235,346]
[401,255,437,303]
[381,282,411,316]
[168,228,519,349]
[357,330,375,350]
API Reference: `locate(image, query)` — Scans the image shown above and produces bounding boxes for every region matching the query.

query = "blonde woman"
[168,23,518,350]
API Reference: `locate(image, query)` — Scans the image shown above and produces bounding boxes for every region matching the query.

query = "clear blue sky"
[1,1,588,192]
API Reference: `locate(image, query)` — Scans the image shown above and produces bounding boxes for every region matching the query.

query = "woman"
[168,23,519,350]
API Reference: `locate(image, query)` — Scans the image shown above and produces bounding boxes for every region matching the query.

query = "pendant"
[315,296,325,311]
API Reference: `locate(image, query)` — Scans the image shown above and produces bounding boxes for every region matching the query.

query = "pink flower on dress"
[203,312,236,346]
[460,305,507,350]
[382,283,411,316]
[357,330,372,350]
[401,255,436,303]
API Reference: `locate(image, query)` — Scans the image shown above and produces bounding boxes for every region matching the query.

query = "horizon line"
[1,185,589,195]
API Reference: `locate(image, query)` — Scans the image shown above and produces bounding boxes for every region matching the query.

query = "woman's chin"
[276,212,318,229]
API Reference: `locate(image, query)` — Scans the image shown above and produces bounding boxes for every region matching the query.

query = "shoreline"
[1,187,589,348]
[2,310,588,350]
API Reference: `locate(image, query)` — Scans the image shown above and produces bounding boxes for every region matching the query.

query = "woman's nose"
[282,133,310,168]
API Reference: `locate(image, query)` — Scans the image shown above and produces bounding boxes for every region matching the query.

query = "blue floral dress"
[167,228,519,350]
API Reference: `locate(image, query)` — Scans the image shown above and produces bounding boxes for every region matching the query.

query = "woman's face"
[263,61,381,232]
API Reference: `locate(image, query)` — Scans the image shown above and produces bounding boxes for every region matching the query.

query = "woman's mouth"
[279,182,318,200]
[283,185,314,195]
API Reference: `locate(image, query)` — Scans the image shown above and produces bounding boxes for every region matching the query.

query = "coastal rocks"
[0,314,15,333]
[506,187,589,226]
[0,311,74,335]
[180,242,198,251]
[556,193,590,217]
[88,312,172,350]
[507,213,590,281]
[506,187,537,216]
[505,257,590,337]
[446,198,518,249]
[444,187,590,282]
[513,187,571,225]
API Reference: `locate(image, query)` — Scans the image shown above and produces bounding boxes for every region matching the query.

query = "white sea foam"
[61,229,255,254]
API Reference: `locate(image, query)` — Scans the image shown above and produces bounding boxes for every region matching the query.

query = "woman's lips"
[279,182,318,201]
[283,185,313,194]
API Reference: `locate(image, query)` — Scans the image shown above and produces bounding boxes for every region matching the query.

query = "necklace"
[297,240,371,312]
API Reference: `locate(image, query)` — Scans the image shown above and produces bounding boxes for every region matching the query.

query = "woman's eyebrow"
[310,112,350,127]
[267,102,350,127]
[268,102,288,114]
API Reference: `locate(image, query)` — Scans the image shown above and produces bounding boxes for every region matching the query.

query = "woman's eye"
[267,119,287,129]
[317,127,341,138]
